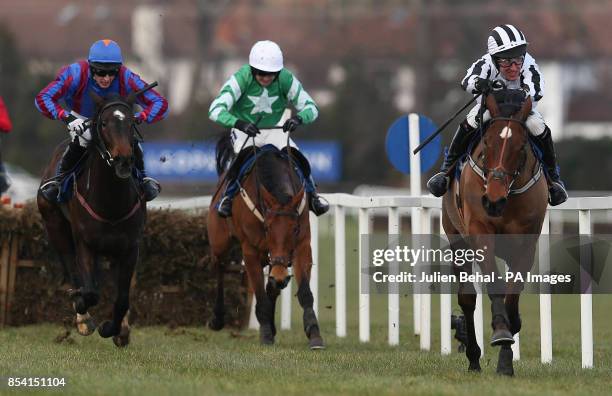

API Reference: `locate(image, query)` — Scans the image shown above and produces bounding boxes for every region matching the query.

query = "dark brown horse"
[207,137,324,349]
[442,87,548,375]
[37,87,153,347]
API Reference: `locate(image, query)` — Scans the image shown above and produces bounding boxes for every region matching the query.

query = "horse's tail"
[215,133,234,176]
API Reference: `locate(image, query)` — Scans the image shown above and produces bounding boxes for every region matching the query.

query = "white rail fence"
[152,194,611,369]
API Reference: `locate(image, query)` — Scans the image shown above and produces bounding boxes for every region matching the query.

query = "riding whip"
[412,93,482,155]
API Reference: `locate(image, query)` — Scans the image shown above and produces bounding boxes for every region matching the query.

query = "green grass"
[1,215,612,395]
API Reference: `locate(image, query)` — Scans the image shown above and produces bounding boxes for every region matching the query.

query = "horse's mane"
[214,135,301,204]
[258,150,300,205]
[490,89,527,118]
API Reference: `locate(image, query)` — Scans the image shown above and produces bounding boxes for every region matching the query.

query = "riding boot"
[134,143,161,202]
[427,121,476,197]
[40,139,87,202]
[532,127,568,206]
[305,175,329,216]
[0,160,10,194]
[217,150,251,218]
[282,147,329,216]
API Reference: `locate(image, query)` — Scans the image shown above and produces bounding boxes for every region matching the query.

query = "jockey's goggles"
[252,68,279,77]
[497,56,524,68]
[90,66,119,77]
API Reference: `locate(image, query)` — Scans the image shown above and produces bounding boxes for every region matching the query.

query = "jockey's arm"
[461,55,494,95]
[127,71,169,124]
[34,64,78,121]
[520,56,545,106]
[208,72,244,129]
[282,71,319,124]
[0,97,12,133]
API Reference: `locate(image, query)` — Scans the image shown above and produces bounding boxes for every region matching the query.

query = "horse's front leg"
[470,233,514,347]
[72,240,101,336]
[293,239,324,350]
[243,248,275,345]
[457,272,482,371]
[98,246,138,347]
[208,255,226,331]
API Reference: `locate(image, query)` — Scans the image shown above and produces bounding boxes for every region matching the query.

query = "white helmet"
[249,40,283,72]
[487,24,528,58]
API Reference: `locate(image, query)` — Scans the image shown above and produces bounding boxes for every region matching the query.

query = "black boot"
[427,121,476,197]
[134,144,161,202]
[532,127,567,206]
[307,176,329,216]
[40,139,86,202]
[282,147,329,216]
[217,150,251,218]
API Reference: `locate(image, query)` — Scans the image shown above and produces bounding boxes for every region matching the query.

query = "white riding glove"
[66,116,87,135]
[64,114,91,147]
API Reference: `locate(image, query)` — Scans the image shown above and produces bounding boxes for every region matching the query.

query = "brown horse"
[37,87,153,347]
[207,136,324,349]
[442,87,548,375]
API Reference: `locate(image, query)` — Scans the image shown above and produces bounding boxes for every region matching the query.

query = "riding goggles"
[91,67,119,77]
[497,56,524,68]
[251,67,279,78]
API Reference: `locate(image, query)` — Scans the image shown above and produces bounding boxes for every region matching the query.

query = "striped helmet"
[487,25,528,58]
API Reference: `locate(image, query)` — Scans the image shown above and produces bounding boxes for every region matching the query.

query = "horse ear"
[485,93,500,118]
[89,89,104,107]
[517,96,533,122]
[260,186,279,208]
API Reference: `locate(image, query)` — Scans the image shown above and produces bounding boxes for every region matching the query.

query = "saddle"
[57,154,144,203]
[233,145,305,186]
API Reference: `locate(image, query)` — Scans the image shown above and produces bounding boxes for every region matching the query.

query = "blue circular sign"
[385,114,441,174]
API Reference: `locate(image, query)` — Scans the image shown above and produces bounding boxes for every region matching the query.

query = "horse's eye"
[101,121,107,128]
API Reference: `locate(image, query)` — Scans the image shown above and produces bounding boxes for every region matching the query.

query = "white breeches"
[230,128,298,154]
[466,104,547,136]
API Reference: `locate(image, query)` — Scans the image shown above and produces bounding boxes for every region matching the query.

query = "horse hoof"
[75,315,96,336]
[208,317,225,331]
[98,320,116,338]
[260,324,275,345]
[497,346,514,376]
[309,336,325,350]
[468,362,481,372]
[490,329,514,346]
[112,327,130,347]
[496,366,514,376]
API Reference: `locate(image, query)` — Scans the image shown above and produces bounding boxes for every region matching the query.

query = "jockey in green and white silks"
[208,40,328,217]
[426,24,567,206]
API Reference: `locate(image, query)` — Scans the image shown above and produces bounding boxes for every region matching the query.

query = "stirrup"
[309,194,329,216]
[548,181,568,206]
[217,196,233,218]
[40,180,61,202]
[142,177,161,202]
[427,172,450,197]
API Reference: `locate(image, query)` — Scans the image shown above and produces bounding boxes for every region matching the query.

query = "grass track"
[1,216,612,395]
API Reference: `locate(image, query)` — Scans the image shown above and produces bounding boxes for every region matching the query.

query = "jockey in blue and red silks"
[35,39,169,202]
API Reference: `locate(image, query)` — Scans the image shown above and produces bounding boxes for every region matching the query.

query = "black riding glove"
[234,120,260,137]
[282,115,303,132]
[474,77,493,94]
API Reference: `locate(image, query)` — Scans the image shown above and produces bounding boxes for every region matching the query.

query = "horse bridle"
[90,101,137,167]
[481,116,528,190]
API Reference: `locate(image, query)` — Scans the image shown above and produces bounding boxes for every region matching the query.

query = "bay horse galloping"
[207,135,324,349]
[442,85,548,375]
[37,84,155,347]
